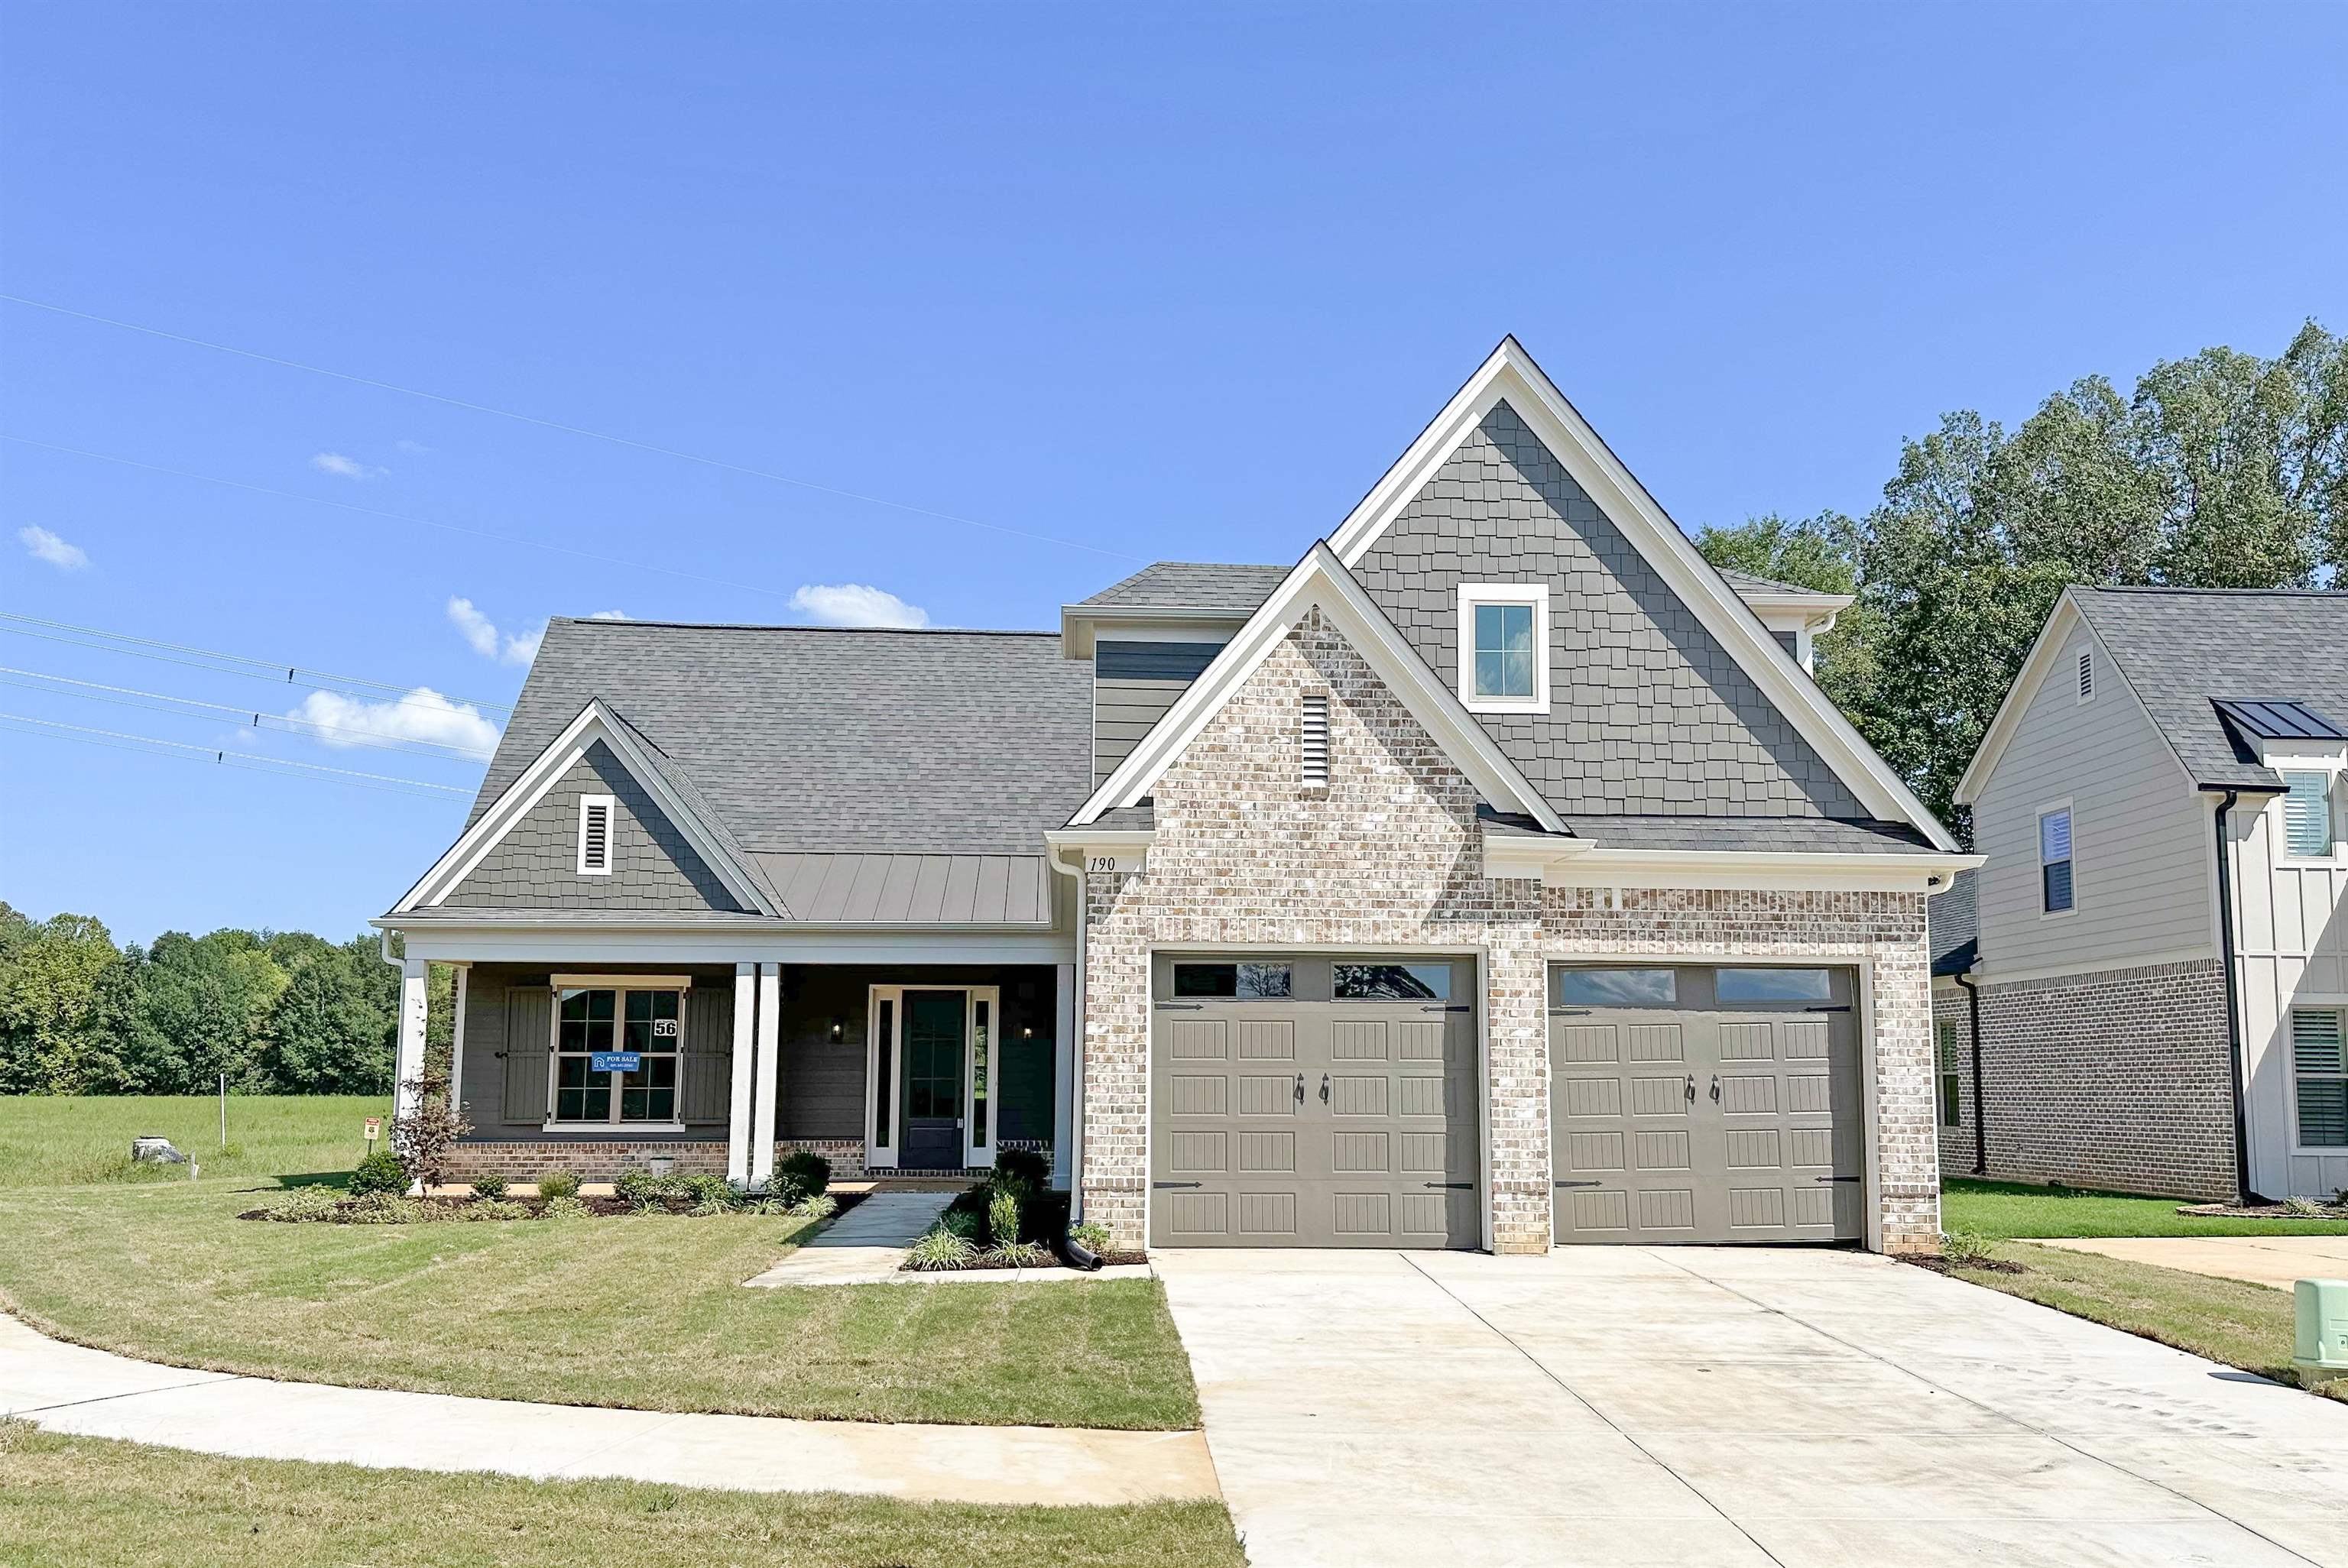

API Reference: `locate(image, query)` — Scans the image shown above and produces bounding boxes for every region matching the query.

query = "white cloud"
[446,596,543,666]
[789,583,929,628]
[586,609,632,620]
[284,687,501,760]
[311,451,388,480]
[18,526,89,570]
[393,439,432,455]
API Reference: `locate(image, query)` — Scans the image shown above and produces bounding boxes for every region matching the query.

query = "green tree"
[0,902,125,1093]
[1695,510,1860,594]
[113,929,289,1093]
[260,933,397,1093]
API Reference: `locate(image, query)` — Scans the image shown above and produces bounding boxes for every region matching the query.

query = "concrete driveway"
[1156,1246,2348,1568]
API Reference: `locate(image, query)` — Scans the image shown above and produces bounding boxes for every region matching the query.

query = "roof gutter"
[2210,789,2256,1203]
[1954,965,1985,1175]
[1046,844,1090,1216]
[1487,842,1981,891]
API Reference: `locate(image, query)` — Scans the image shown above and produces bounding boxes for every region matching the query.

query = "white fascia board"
[381,923,1077,967]
[1067,543,1565,833]
[1530,845,1981,893]
[391,700,779,917]
[1954,592,2083,807]
[1326,337,1958,854]
[1058,603,1252,659]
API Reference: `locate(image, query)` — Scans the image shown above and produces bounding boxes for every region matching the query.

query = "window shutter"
[1301,694,1329,788]
[681,986,732,1124]
[502,986,553,1124]
[2282,773,2333,857]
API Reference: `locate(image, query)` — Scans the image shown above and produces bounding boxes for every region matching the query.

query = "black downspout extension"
[2212,789,2255,1204]
[1956,968,1985,1175]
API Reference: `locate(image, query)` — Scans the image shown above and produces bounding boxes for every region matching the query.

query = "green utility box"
[2293,1278,2348,1390]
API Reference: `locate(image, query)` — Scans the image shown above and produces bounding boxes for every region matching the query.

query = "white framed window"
[1936,1018,1963,1128]
[2292,1008,2347,1150]
[2076,648,2094,705]
[549,980,686,1126]
[1455,583,1549,714]
[2038,802,2074,915]
[577,795,615,875]
[2281,771,2336,859]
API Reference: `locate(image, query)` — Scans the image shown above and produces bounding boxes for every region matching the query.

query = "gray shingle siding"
[446,741,748,913]
[1351,399,1865,820]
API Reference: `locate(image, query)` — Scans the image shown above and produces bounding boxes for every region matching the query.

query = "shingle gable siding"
[1351,400,1863,820]
[445,741,749,913]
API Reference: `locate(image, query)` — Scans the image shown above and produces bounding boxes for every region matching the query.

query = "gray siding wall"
[1093,640,1224,784]
[777,965,1059,1142]
[446,741,748,912]
[456,964,735,1142]
[1352,400,1863,818]
[1973,621,2213,977]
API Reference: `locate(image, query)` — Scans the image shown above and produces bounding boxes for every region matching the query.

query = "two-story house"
[1943,588,2348,1202]
[375,339,1974,1255]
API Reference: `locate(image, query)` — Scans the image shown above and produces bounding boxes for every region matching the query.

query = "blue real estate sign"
[589,1051,642,1074]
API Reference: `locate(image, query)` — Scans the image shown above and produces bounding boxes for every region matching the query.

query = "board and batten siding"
[453,964,734,1142]
[1973,622,2213,980]
[1092,637,1224,785]
[2229,795,2348,1198]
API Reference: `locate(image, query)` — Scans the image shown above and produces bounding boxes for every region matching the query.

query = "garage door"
[1150,954,1479,1248]
[1549,964,1863,1243]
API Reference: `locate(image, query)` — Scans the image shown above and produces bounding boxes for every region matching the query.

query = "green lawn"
[1946,1240,2346,1406]
[0,1423,1245,1568]
[0,1093,391,1188]
[1942,1176,2348,1239]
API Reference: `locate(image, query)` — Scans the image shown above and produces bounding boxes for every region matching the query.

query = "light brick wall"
[1078,606,1942,1256]
[1973,958,2236,1200]
[1933,983,1975,1175]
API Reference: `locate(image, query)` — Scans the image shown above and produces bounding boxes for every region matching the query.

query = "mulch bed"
[1902,1253,2026,1276]
[2175,1200,2348,1220]
[238,1189,869,1223]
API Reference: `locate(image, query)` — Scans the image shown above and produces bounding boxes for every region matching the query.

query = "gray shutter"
[503,987,553,1125]
[682,986,733,1125]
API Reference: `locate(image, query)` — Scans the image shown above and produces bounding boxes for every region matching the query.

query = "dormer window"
[1456,584,1549,714]
[577,795,615,875]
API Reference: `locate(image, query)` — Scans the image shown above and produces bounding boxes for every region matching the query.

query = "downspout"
[1954,967,1984,1175]
[2211,789,2254,1203]
[1046,845,1088,1222]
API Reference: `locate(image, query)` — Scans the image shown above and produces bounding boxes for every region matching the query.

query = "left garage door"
[1149,954,1480,1248]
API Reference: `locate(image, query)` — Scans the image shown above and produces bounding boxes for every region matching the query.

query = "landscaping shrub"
[537,1194,589,1220]
[939,1209,984,1243]
[614,1168,664,1208]
[679,1174,735,1209]
[349,1147,408,1197]
[905,1225,978,1271]
[1067,1220,1111,1253]
[790,1193,838,1222]
[535,1171,581,1200]
[388,1066,471,1188]
[2281,1195,2327,1218]
[459,1198,531,1222]
[771,1148,832,1204]
[469,1173,508,1200]
[1941,1228,1997,1268]
[993,1146,1049,1193]
[982,1239,1053,1268]
[262,1187,343,1223]
[343,1191,430,1225]
[988,1186,1021,1247]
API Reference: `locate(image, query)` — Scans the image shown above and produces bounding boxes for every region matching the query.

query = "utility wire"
[0,713,472,798]
[0,293,1143,562]
[0,611,513,713]
[0,668,498,763]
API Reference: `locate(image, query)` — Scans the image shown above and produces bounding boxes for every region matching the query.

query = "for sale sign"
[590,1051,643,1074]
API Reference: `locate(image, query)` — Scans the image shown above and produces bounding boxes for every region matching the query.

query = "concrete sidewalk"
[0,1314,1217,1505]
[2033,1233,2348,1291]
[742,1188,955,1285]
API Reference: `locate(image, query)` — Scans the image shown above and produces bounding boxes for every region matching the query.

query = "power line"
[0,611,513,713]
[0,293,1143,562]
[0,713,472,799]
[0,667,498,763]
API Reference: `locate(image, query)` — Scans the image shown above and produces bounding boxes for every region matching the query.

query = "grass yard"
[1945,1240,2346,1407]
[1941,1176,2348,1239]
[0,1093,391,1188]
[0,1423,1245,1568]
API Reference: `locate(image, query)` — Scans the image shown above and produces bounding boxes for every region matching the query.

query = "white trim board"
[1323,336,1955,852]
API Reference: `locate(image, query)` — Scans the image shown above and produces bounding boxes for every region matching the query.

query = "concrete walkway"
[741,1189,955,1285]
[1157,1246,2348,1568]
[2035,1233,2348,1292]
[0,1314,1217,1505]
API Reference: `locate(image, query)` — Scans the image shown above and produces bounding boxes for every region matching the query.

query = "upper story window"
[577,795,615,875]
[2038,804,2074,914]
[1455,583,1549,714]
[2282,772,2336,858]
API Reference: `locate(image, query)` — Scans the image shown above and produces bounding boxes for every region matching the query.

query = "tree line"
[1698,320,2345,839]
[0,901,450,1096]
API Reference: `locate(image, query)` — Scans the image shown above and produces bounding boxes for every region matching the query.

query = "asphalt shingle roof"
[2072,588,2348,792]
[1072,561,1289,612]
[1929,868,1978,977]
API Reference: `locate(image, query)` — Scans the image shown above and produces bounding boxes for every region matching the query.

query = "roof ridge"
[2078,585,2348,599]
[550,617,1061,636]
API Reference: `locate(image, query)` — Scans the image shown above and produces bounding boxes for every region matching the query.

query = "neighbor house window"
[2293,1009,2347,1149]
[1937,1018,1964,1129]
[1455,584,1549,712]
[2039,805,2074,913]
[1334,963,1451,1001]
[577,795,615,875]
[553,985,681,1124]
[2282,772,2335,859]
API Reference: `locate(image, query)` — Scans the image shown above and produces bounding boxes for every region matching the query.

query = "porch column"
[446,964,470,1113]
[726,961,757,1186]
[749,961,782,1189]
[392,955,429,1125]
[1052,961,1077,1188]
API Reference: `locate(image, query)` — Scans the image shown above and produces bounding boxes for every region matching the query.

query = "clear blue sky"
[2,2,2342,945]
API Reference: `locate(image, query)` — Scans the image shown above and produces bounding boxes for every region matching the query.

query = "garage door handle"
[1153,1181,1204,1190]
[1155,1002,1204,1011]
[1813,1175,1862,1184]
[1805,1004,1852,1013]
[1422,1181,1474,1190]
[1554,1179,1602,1188]
[1294,1073,1305,1104]
[1684,1074,1695,1103]
[1422,1004,1472,1012]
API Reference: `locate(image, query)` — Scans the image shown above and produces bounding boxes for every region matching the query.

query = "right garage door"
[1549,964,1863,1244]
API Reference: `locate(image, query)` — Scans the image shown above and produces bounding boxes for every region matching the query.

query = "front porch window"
[554,985,681,1124]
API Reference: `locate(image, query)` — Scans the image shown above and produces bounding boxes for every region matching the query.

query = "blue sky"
[3,2,2343,944]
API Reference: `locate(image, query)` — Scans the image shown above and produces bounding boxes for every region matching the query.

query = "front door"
[900,989,967,1171]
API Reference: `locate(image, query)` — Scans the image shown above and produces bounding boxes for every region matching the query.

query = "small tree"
[388,1065,472,1188]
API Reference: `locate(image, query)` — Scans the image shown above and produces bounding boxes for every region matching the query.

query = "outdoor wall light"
[830,1018,845,1040]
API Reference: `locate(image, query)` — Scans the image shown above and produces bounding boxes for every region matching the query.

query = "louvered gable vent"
[578,795,614,875]
[1301,693,1329,788]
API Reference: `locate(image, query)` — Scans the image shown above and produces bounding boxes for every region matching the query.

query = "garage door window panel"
[1334,963,1452,1001]
[1173,962,1292,999]
[1716,968,1834,1004]
[1555,968,1677,1007]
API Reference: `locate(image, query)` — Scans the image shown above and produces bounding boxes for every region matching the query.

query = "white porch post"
[446,964,470,1113]
[749,961,782,1189]
[1052,960,1077,1189]
[726,961,757,1186]
[393,956,429,1125]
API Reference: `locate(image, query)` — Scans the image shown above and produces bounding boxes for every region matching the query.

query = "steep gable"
[1353,399,1863,820]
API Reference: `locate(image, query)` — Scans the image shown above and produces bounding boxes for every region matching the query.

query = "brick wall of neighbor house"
[1933,984,1974,1175]
[1078,604,1941,1255]
[1973,958,2235,1200]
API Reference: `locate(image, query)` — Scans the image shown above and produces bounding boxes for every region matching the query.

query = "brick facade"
[1969,959,2236,1200]
[1078,605,1941,1257]
[1932,982,1976,1175]
[440,1136,1051,1186]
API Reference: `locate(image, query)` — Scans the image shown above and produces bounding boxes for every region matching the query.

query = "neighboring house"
[1946,588,2348,1202]
[376,339,1973,1256]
